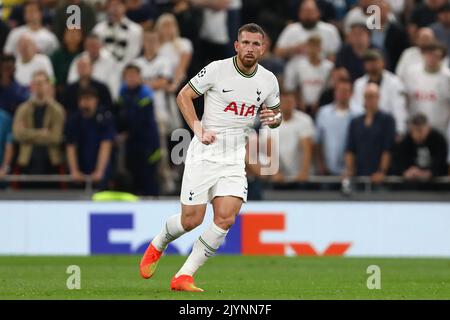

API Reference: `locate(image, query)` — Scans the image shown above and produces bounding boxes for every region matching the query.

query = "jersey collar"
[233,56,258,78]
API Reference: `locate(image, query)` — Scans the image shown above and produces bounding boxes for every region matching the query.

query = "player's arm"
[91,140,112,182]
[66,144,84,182]
[176,84,216,145]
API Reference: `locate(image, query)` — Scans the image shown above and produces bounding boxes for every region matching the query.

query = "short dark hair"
[335,79,353,90]
[78,86,99,99]
[238,23,265,40]
[409,113,428,126]
[362,49,383,62]
[123,63,141,74]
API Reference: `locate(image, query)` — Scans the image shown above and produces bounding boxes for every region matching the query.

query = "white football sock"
[176,223,228,277]
[151,214,186,252]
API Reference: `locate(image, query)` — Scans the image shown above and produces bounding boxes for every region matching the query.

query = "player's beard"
[239,53,258,69]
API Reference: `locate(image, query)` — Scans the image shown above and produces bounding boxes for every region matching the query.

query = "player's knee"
[181,215,203,231]
[214,215,236,230]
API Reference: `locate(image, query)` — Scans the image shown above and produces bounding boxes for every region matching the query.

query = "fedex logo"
[224,102,256,117]
[90,213,351,256]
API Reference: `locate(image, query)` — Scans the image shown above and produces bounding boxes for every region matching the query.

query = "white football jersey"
[402,64,450,136]
[187,56,280,164]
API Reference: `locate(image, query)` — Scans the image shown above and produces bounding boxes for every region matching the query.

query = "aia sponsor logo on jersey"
[224,102,256,117]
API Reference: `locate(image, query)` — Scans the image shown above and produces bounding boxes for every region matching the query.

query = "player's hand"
[260,107,281,127]
[90,170,104,183]
[198,129,216,145]
[371,171,385,184]
[271,172,285,183]
[70,170,85,182]
[0,166,7,179]
[295,172,309,183]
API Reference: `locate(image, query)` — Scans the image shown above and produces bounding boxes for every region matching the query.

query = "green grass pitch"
[1,255,449,299]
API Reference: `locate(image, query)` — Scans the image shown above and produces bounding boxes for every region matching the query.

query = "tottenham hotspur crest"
[256,89,262,102]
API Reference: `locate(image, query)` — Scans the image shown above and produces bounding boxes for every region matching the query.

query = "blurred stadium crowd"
[0,0,449,197]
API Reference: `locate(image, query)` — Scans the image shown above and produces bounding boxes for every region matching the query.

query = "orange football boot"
[170,275,204,292]
[139,243,162,279]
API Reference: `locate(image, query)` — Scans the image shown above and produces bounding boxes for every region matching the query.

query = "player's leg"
[139,204,207,279]
[171,196,243,292]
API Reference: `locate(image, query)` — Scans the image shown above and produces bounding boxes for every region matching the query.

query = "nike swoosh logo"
[222,89,234,93]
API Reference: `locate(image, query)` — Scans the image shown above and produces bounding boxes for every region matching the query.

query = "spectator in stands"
[401,41,450,136]
[395,113,448,180]
[345,83,396,183]
[116,64,160,196]
[50,28,84,97]
[63,55,113,116]
[133,29,175,193]
[14,34,54,87]
[344,0,377,33]
[0,54,29,114]
[259,33,285,81]
[156,13,193,93]
[65,86,115,187]
[125,0,157,30]
[316,80,357,176]
[155,13,192,130]
[318,66,351,107]
[335,23,376,82]
[271,91,315,183]
[171,0,203,73]
[12,70,65,176]
[289,0,337,24]
[92,0,143,64]
[194,0,231,63]
[133,30,171,125]
[408,0,446,36]
[0,108,13,179]
[351,49,408,136]
[284,35,334,117]
[67,34,119,99]
[395,27,448,80]
[370,0,409,71]
[430,2,450,64]
[4,1,59,56]
[52,0,97,42]
[274,0,341,60]
[8,0,54,29]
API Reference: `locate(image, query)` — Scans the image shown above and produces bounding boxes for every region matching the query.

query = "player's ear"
[261,41,267,56]
[234,40,239,53]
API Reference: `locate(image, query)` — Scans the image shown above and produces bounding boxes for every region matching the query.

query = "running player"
[139,23,282,292]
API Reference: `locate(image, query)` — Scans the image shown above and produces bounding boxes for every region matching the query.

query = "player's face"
[79,96,98,118]
[85,38,101,58]
[235,31,265,68]
[423,50,443,69]
[24,4,41,25]
[31,75,50,98]
[124,69,142,88]
[363,89,380,112]
[144,32,159,54]
[334,83,352,104]
[281,93,296,115]
[364,59,383,75]
[410,124,430,144]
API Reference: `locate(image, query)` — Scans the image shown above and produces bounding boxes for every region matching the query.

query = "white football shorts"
[180,161,248,205]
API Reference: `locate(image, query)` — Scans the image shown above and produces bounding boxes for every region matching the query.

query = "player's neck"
[235,56,258,76]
